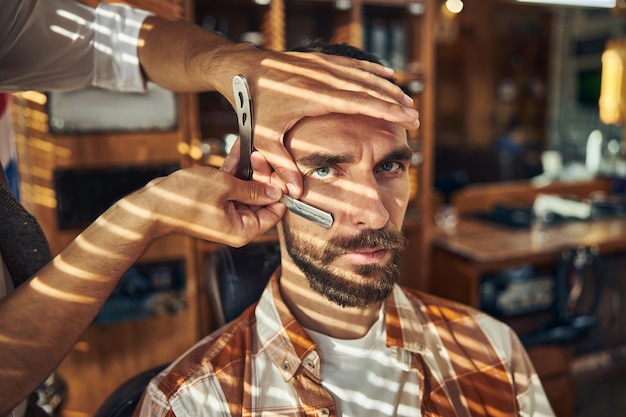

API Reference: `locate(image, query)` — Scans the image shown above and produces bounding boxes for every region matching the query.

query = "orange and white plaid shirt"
[135,271,554,417]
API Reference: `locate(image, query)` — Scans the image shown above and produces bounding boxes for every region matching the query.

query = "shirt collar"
[255,270,432,381]
[385,285,429,354]
[256,270,319,381]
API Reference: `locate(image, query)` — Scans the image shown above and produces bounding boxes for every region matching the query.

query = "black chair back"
[93,363,168,417]
[521,246,609,347]
[204,241,281,327]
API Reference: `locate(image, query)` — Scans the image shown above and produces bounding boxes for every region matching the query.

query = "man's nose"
[346,178,389,229]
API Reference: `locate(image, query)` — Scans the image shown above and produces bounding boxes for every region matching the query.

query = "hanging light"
[600,40,626,124]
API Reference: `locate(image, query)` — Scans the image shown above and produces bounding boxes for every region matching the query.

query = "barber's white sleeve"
[93,3,153,92]
[0,0,152,92]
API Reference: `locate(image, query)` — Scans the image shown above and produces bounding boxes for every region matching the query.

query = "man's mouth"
[322,228,407,265]
[341,247,390,265]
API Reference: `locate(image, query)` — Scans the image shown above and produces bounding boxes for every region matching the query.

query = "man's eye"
[313,166,332,178]
[378,161,403,173]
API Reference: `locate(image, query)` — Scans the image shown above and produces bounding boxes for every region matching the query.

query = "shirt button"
[317,407,330,417]
[282,361,290,371]
[305,358,315,369]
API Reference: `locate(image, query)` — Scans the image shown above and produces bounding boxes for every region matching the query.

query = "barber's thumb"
[240,181,282,204]
[263,183,283,200]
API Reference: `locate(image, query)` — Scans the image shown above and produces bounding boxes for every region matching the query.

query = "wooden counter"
[431,215,626,307]
[432,177,616,306]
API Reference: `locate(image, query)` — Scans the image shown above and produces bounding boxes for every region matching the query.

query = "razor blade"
[280,195,333,229]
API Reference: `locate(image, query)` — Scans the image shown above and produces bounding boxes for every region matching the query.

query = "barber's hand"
[129,158,284,247]
[219,46,420,197]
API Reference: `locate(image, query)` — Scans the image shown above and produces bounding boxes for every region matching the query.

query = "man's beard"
[282,223,407,308]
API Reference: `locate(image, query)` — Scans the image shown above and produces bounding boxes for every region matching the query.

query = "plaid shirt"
[135,271,554,417]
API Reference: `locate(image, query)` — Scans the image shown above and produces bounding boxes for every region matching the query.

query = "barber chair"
[204,240,281,327]
[520,246,617,417]
[521,246,609,348]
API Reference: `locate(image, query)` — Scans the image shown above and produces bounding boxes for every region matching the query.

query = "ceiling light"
[517,0,615,7]
[408,2,425,15]
[445,0,464,13]
[335,0,351,10]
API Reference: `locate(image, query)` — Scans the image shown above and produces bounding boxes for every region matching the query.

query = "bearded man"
[135,42,554,417]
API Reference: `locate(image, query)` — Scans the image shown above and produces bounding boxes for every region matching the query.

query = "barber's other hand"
[126,164,284,247]
[214,45,420,197]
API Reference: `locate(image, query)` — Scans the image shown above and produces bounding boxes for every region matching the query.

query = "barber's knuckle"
[248,184,262,201]
[350,91,370,105]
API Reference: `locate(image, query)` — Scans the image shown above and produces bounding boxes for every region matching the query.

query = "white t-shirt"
[0,0,152,92]
[305,307,421,417]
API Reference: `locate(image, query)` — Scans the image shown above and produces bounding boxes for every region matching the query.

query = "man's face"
[281,113,412,308]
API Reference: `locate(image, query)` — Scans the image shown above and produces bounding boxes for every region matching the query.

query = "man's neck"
[278,262,383,340]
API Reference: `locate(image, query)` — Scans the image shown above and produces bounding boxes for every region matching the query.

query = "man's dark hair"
[290,39,385,67]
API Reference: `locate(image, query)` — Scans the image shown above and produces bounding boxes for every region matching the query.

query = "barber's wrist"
[103,190,162,244]
[197,41,261,101]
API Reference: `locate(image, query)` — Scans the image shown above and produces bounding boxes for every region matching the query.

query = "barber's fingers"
[270,51,420,130]
[221,137,241,175]
[250,149,290,191]
[142,166,284,247]
[222,175,285,247]
[220,159,286,235]
[228,200,285,247]
[316,51,398,80]
[252,138,299,196]
[228,175,283,205]
[303,87,420,130]
[222,138,293,196]
[287,51,413,107]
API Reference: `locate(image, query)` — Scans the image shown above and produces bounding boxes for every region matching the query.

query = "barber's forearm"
[0,163,282,412]
[137,15,251,96]
[0,201,154,414]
